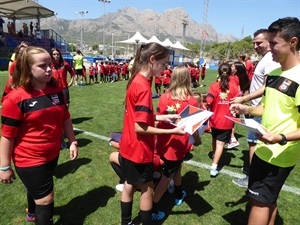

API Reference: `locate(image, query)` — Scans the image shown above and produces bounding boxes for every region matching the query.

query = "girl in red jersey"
[88,62,95,84]
[162,64,172,93]
[119,42,185,225]
[153,65,202,209]
[50,47,75,107]
[206,63,240,177]
[0,47,78,225]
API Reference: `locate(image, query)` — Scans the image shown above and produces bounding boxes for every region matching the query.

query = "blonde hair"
[12,46,56,91]
[168,65,193,101]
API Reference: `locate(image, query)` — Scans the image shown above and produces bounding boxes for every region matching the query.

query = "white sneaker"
[115,184,124,192]
[210,168,219,177]
[225,141,239,149]
[167,179,175,193]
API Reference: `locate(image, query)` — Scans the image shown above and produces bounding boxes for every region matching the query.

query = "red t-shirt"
[1,85,70,167]
[51,61,74,89]
[119,74,155,163]
[201,66,206,76]
[156,93,198,160]
[89,65,95,76]
[8,60,17,76]
[245,60,254,81]
[206,81,239,129]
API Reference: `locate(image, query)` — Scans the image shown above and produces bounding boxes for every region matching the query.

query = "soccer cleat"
[175,190,187,206]
[151,210,165,221]
[210,168,219,177]
[232,176,249,188]
[25,209,35,222]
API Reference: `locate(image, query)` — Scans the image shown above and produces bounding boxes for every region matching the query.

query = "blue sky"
[38,0,300,39]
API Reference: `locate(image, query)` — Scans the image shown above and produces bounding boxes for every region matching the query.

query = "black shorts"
[120,155,153,185]
[63,88,70,103]
[155,83,161,89]
[75,69,83,76]
[211,128,232,143]
[15,157,59,200]
[248,153,294,204]
[161,157,182,178]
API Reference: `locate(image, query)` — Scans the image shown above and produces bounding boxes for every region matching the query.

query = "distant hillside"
[40,7,238,46]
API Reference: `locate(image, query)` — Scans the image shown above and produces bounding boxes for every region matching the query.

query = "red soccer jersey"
[51,61,74,89]
[162,69,172,85]
[201,65,206,76]
[1,85,70,167]
[156,93,198,160]
[245,60,254,81]
[89,65,95,76]
[2,77,13,102]
[119,74,155,163]
[206,81,239,129]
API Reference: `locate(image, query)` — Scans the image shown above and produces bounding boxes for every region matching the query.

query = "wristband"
[71,141,78,146]
[0,166,11,171]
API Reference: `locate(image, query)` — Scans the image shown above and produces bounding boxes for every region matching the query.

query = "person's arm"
[63,118,78,160]
[0,136,15,183]
[231,86,265,104]
[67,66,75,87]
[134,122,185,135]
[230,104,264,117]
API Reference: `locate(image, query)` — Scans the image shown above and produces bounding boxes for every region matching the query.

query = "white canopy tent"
[117,31,148,45]
[146,35,164,45]
[162,38,174,48]
[172,41,190,51]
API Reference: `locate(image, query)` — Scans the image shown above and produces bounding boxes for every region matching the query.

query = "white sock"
[231,137,237,142]
[211,163,218,169]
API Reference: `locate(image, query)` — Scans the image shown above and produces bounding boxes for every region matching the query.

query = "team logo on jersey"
[166,103,181,114]
[50,94,60,105]
[219,91,229,100]
[29,101,37,107]
[279,79,292,92]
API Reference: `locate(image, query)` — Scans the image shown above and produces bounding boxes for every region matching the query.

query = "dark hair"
[268,17,300,50]
[233,61,250,92]
[218,63,231,92]
[49,47,64,65]
[127,42,169,90]
[253,29,269,38]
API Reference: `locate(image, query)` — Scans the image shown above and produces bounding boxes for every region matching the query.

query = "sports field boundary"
[74,127,300,195]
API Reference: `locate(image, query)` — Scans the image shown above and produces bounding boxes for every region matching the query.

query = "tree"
[92,44,99,51]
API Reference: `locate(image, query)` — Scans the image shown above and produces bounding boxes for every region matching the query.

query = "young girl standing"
[0,47,78,224]
[119,42,185,225]
[206,63,239,177]
[153,65,202,209]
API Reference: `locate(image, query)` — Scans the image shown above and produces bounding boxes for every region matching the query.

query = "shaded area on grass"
[54,157,92,179]
[72,117,93,125]
[54,186,115,225]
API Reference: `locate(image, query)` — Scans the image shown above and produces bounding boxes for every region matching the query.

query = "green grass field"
[0,69,299,225]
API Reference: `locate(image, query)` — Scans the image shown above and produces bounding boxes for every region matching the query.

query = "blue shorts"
[247,116,262,143]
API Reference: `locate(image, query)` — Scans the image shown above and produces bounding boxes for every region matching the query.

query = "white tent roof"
[146,36,164,45]
[162,38,174,48]
[0,0,54,19]
[117,31,148,45]
[172,41,190,51]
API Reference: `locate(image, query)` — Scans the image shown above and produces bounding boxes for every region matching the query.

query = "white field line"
[74,127,300,195]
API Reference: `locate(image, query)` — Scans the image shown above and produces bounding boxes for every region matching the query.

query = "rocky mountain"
[40,7,238,46]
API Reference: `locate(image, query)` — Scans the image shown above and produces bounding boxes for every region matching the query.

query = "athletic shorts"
[63,88,70,103]
[161,157,182,178]
[155,83,161,88]
[75,69,83,76]
[247,116,262,143]
[15,157,59,200]
[211,128,232,143]
[201,75,206,80]
[120,155,153,185]
[248,153,294,204]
